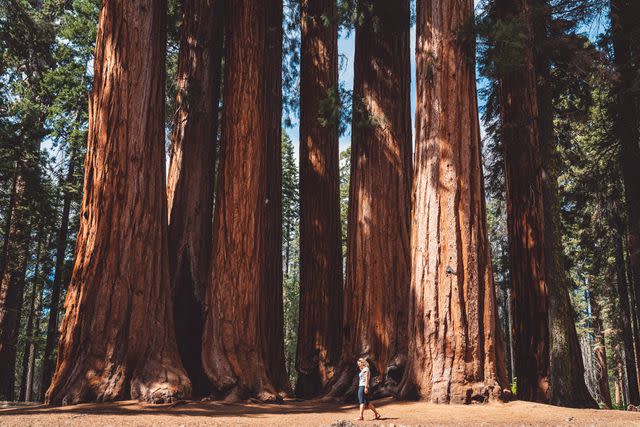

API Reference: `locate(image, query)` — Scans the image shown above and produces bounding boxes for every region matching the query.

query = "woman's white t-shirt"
[359,367,369,387]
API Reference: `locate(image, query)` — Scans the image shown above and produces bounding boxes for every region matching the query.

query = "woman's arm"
[365,369,370,393]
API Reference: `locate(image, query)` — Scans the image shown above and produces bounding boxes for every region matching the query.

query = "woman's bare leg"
[368,402,380,418]
[355,403,365,420]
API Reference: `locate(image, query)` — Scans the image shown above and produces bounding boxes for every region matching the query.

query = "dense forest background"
[0,0,639,409]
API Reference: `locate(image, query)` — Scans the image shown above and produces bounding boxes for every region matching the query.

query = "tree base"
[399,378,507,404]
[46,355,191,406]
[324,357,404,403]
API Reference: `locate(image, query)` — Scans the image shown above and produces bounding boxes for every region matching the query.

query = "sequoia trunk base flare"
[296,0,343,398]
[166,0,224,398]
[201,0,286,402]
[327,0,412,401]
[45,0,191,405]
[399,0,507,403]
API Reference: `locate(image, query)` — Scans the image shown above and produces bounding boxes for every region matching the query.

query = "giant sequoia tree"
[399,0,507,403]
[495,0,550,403]
[295,0,343,398]
[166,0,224,397]
[261,0,288,394]
[201,0,286,402]
[328,0,412,399]
[45,0,191,404]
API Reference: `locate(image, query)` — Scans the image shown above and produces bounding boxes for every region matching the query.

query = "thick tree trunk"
[201,0,285,402]
[0,176,31,401]
[533,0,596,408]
[296,0,343,398]
[19,233,44,401]
[615,228,640,404]
[261,0,287,394]
[328,0,412,400]
[399,0,506,403]
[45,0,191,405]
[40,155,75,401]
[166,0,223,398]
[610,1,640,345]
[496,0,550,403]
[591,298,613,408]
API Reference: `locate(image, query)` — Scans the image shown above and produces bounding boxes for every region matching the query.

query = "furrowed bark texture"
[201,0,284,402]
[296,0,343,398]
[261,0,288,394]
[399,0,507,403]
[45,0,191,405]
[166,0,223,397]
[533,1,596,408]
[611,1,640,362]
[329,0,412,400]
[496,0,550,403]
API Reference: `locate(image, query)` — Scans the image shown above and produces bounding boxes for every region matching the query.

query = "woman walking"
[356,358,381,421]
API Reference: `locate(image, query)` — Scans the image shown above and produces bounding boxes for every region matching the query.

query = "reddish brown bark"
[496,0,550,403]
[328,0,412,399]
[610,1,640,361]
[201,0,285,402]
[399,0,507,403]
[261,0,288,394]
[166,0,224,397]
[296,0,343,398]
[45,0,191,405]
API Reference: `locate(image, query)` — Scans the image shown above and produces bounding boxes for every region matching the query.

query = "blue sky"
[284,0,607,160]
[283,26,417,158]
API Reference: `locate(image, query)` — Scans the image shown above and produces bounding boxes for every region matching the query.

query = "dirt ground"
[2,397,640,426]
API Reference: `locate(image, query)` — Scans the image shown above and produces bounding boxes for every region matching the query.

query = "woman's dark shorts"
[357,386,369,405]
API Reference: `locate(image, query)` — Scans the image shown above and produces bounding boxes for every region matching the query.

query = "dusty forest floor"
[2,397,640,426]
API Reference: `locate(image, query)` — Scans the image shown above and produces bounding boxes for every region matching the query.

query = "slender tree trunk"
[40,157,74,401]
[45,0,191,404]
[495,0,550,403]
[25,272,44,403]
[262,0,288,394]
[507,288,515,383]
[201,0,285,402]
[0,175,31,401]
[615,362,623,407]
[19,232,44,401]
[296,0,343,398]
[591,298,613,408]
[610,0,640,338]
[328,0,412,400]
[0,169,18,278]
[614,227,640,404]
[166,0,224,398]
[532,0,596,407]
[399,0,506,403]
